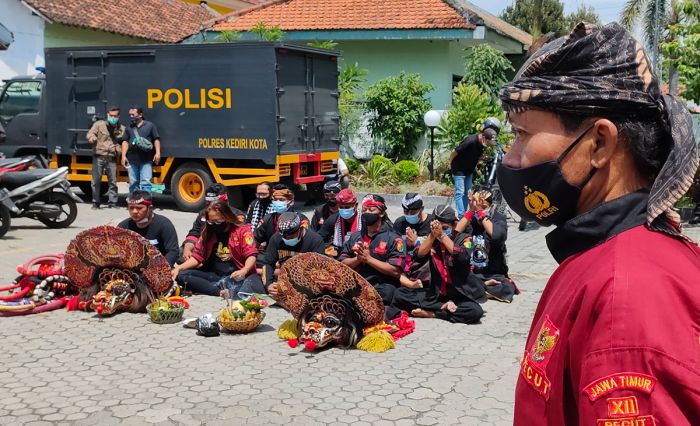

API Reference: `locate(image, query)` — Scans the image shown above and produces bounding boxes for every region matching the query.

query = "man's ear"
[590,119,619,169]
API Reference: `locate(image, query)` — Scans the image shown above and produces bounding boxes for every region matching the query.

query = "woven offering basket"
[217,312,265,333]
[147,303,185,324]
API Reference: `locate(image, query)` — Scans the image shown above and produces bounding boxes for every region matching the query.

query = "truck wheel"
[0,205,11,238]
[171,162,213,212]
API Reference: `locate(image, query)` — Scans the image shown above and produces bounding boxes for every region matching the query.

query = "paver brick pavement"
[1,199,698,425]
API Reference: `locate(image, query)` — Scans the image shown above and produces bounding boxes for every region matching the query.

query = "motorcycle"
[0,166,81,235]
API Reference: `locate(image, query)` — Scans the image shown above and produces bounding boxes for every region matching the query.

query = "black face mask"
[130,116,141,127]
[496,126,596,227]
[326,198,338,207]
[362,212,381,226]
[208,222,226,233]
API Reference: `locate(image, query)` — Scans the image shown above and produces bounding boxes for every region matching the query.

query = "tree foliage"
[501,0,567,37]
[250,22,284,41]
[338,62,368,145]
[462,44,514,105]
[363,73,434,160]
[439,83,502,149]
[307,40,338,49]
[662,0,700,101]
[621,0,678,49]
[566,5,601,30]
[216,30,241,42]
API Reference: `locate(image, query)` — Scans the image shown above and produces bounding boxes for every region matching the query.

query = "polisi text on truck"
[147,88,232,109]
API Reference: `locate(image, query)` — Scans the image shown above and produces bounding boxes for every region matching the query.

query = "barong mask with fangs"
[299,295,362,349]
[64,226,171,315]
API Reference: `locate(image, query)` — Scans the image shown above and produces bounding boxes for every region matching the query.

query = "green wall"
[336,40,455,109]
[44,24,150,48]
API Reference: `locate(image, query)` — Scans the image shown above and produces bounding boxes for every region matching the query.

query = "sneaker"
[107,203,117,209]
[690,216,700,225]
[91,203,100,210]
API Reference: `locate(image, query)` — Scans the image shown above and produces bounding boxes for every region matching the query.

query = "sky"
[480,0,628,24]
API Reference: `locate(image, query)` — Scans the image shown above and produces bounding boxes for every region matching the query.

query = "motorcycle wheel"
[0,205,10,238]
[38,192,78,229]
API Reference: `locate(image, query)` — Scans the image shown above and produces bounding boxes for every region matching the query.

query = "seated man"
[456,187,517,303]
[118,190,179,266]
[392,205,484,324]
[254,184,309,249]
[310,180,341,231]
[260,212,326,298]
[338,194,404,306]
[393,193,433,289]
[181,183,245,261]
[246,182,273,230]
[318,188,360,258]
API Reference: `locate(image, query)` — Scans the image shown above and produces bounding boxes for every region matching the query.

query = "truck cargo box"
[44,42,340,165]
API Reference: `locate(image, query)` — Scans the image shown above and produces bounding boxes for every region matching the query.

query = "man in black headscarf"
[499,23,700,425]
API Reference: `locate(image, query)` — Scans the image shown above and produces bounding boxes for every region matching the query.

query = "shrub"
[344,157,359,175]
[393,160,420,184]
[364,72,434,160]
[355,155,396,188]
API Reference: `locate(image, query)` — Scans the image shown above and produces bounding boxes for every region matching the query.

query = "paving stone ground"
[1,195,698,425]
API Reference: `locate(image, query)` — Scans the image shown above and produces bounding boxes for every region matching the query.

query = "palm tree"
[621,0,681,90]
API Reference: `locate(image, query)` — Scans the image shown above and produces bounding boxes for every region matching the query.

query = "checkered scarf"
[249,199,272,230]
[501,22,699,238]
[332,212,361,248]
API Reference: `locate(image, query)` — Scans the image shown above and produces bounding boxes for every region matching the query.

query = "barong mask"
[299,295,362,349]
[64,226,172,316]
[498,23,699,235]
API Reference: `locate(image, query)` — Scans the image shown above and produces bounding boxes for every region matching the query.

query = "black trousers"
[177,270,265,297]
[474,273,516,303]
[391,287,483,324]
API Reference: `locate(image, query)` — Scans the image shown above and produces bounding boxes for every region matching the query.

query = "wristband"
[464,211,475,221]
[476,210,488,220]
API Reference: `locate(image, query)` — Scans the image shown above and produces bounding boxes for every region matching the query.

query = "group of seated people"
[117,179,517,325]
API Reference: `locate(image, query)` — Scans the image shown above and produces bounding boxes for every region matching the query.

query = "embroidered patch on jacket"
[583,373,657,402]
[607,396,639,417]
[374,241,388,255]
[520,315,560,399]
[395,238,404,253]
[596,415,656,426]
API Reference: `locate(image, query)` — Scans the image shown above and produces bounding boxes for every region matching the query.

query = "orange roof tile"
[24,0,216,43]
[211,0,476,31]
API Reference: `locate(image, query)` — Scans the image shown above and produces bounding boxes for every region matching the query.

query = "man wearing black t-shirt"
[259,212,325,298]
[118,190,179,266]
[121,106,161,194]
[449,127,497,217]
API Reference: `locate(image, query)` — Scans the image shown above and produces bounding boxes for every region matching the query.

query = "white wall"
[0,0,45,81]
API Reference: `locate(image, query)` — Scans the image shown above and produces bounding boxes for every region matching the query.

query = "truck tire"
[171,162,213,212]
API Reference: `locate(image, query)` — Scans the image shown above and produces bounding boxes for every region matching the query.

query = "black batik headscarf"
[500,22,699,239]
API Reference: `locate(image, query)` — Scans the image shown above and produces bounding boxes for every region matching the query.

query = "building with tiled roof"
[190,0,532,110]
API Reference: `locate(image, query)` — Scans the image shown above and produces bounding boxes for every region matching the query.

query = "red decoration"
[304,340,317,351]
[95,305,104,315]
[288,338,299,348]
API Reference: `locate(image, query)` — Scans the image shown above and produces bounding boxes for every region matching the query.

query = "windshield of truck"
[0,80,41,123]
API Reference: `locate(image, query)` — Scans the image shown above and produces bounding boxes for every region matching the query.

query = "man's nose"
[502,144,522,168]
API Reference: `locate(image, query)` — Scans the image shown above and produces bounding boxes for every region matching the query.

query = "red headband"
[336,189,357,204]
[362,198,385,210]
[127,198,152,206]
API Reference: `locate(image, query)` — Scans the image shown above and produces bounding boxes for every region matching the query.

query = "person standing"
[498,23,700,425]
[86,106,125,209]
[121,106,161,194]
[117,191,179,266]
[449,118,500,217]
